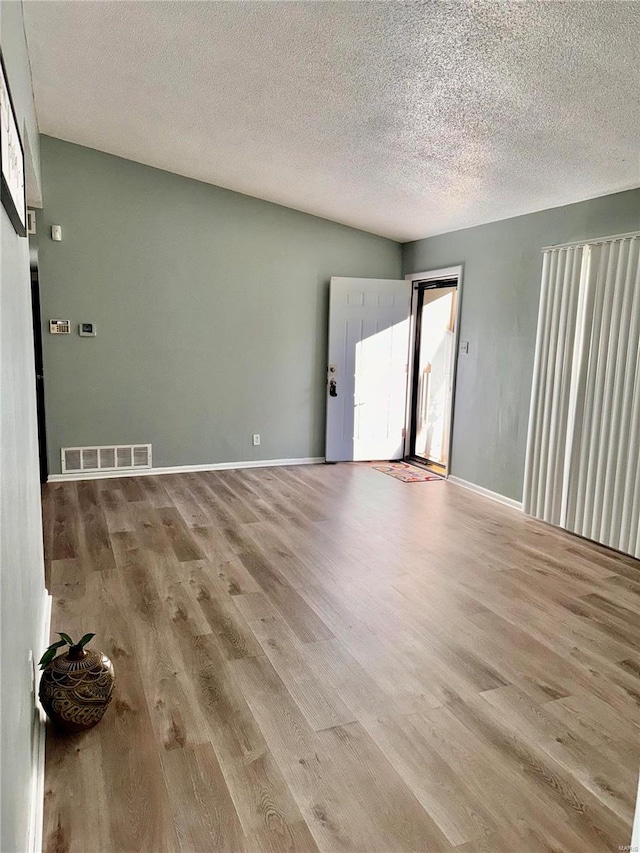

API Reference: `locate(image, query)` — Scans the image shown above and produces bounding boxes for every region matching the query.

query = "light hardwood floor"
[41,464,640,852]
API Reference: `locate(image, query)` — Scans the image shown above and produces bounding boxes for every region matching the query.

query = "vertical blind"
[523,232,640,558]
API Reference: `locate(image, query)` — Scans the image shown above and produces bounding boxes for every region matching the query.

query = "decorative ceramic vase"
[39,645,115,732]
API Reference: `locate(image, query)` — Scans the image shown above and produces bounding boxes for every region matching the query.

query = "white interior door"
[326,277,411,462]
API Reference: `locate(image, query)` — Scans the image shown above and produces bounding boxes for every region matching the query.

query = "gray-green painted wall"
[38,137,401,474]
[38,137,640,499]
[403,189,640,501]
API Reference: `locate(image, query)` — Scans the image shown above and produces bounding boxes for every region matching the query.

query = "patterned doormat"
[372,462,443,483]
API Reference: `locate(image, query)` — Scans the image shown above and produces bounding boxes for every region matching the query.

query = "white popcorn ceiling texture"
[23,1,640,242]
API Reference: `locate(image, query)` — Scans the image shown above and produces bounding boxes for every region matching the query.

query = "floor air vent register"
[61,444,152,474]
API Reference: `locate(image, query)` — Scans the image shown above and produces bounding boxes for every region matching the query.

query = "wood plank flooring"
[41,464,640,852]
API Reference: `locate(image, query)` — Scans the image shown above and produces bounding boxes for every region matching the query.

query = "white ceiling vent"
[61,444,152,474]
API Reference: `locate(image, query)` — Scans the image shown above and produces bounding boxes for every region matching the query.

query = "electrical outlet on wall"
[252,434,261,446]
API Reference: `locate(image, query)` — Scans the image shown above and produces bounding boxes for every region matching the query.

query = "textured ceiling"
[23,1,640,242]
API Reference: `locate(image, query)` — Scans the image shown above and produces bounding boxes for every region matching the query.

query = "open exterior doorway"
[324,269,461,469]
[405,266,462,477]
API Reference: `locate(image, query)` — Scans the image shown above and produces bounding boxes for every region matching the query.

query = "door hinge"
[401,427,406,438]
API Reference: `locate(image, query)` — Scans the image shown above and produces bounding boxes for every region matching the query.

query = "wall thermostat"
[49,319,70,334]
[79,322,96,337]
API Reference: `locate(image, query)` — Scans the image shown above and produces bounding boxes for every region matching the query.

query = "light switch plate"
[79,322,96,337]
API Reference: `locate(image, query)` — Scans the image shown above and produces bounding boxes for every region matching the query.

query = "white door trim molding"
[28,590,52,853]
[448,475,523,512]
[405,265,464,283]
[403,264,464,469]
[48,456,325,482]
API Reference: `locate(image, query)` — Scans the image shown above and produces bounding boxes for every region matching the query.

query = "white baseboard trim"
[448,475,523,512]
[47,456,325,483]
[28,591,52,853]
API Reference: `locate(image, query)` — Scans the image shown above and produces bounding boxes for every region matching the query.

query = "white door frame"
[403,265,464,472]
